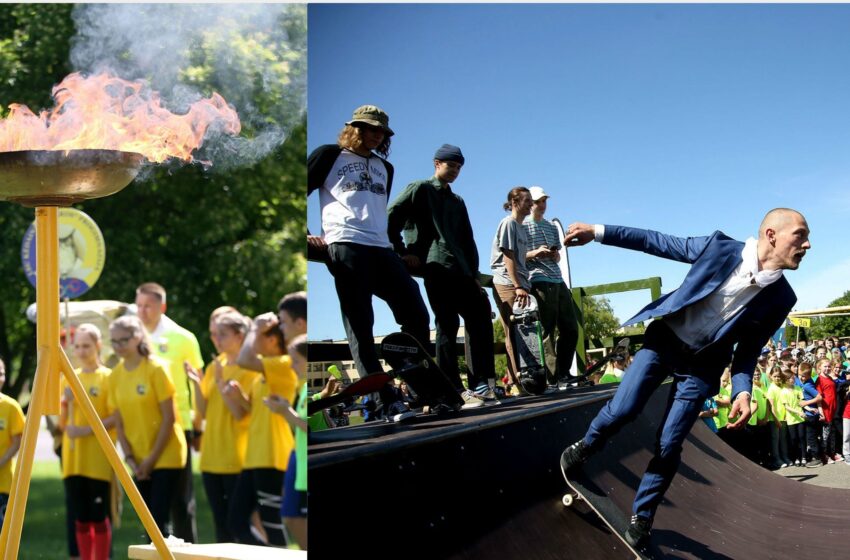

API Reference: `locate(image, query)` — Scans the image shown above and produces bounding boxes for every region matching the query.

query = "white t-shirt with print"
[319,150,392,248]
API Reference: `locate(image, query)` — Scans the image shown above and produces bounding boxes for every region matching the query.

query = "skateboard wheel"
[562,494,574,507]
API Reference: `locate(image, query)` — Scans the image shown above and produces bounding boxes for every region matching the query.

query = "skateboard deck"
[510,294,547,394]
[380,332,465,411]
[561,464,651,560]
[564,337,631,386]
[307,372,393,416]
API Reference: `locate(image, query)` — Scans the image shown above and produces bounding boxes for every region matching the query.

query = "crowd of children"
[707,336,850,470]
[0,289,309,559]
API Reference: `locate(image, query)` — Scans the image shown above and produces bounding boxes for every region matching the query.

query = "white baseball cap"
[529,186,549,201]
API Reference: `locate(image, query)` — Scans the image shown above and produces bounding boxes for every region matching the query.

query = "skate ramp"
[309,382,850,558]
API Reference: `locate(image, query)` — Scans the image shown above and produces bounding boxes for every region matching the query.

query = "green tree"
[0,5,306,398]
[581,295,620,345]
[806,290,850,341]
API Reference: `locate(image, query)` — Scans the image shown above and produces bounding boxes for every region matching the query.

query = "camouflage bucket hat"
[346,104,394,137]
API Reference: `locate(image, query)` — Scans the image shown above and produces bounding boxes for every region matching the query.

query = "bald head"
[758,207,810,271]
[759,208,805,239]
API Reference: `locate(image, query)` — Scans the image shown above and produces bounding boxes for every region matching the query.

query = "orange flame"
[0,72,241,163]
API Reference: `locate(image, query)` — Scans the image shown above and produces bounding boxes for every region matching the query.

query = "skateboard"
[307,372,393,416]
[564,337,631,386]
[560,464,652,560]
[510,294,547,394]
[380,332,465,412]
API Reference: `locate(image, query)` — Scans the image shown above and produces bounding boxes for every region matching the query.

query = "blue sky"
[307,4,850,342]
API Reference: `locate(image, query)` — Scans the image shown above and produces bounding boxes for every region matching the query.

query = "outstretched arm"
[564,223,715,264]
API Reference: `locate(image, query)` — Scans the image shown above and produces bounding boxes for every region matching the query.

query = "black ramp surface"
[574,382,850,559]
[309,381,850,559]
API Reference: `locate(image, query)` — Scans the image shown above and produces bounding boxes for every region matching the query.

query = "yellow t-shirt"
[783,386,805,426]
[107,357,187,470]
[61,366,115,481]
[767,383,786,422]
[199,358,258,474]
[244,356,296,471]
[0,394,25,494]
[713,385,731,430]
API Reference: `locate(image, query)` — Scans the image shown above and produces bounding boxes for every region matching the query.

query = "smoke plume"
[69,4,306,169]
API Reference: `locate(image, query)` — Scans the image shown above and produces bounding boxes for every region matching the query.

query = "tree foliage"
[806,290,850,341]
[581,295,620,345]
[0,6,306,398]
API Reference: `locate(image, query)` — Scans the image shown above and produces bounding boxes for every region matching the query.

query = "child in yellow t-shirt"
[228,311,295,546]
[765,367,791,468]
[782,370,805,466]
[61,324,115,560]
[106,315,186,537]
[185,311,255,543]
[0,357,24,529]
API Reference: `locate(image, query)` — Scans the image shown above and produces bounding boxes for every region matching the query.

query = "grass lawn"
[15,458,215,559]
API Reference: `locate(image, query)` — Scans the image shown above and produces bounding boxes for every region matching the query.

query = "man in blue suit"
[560,208,810,549]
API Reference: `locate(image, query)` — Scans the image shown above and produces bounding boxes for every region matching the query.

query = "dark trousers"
[787,423,805,462]
[169,431,197,542]
[529,281,579,381]
[64,476,109,522]
[583,320,726,520]
[423,264,494,391]
[202,472,239,543]
[136,469,182,537]
[327,243,430,404]
[805,416,822,458]
[228,468,287,546]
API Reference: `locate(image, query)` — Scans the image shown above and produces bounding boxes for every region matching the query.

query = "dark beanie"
[434,144,465,165]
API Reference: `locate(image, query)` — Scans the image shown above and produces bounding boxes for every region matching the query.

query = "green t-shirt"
[766,383,786,422]
[714,385,731,430]
[783,386,805,426]
[149,321,204,431]
[295,383,308,492]
[748,385,767,426]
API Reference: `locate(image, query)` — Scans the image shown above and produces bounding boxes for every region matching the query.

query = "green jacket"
[387,177,479,278]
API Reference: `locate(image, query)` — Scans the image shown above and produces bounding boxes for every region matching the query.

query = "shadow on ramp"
[310,382,850,558]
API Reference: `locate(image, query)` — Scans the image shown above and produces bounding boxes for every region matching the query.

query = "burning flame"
[0,72,241,163]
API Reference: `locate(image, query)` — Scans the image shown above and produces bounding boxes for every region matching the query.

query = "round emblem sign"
[21,208,106,299]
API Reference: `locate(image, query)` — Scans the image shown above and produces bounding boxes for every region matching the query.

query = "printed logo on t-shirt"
[0,419,6,431]
[158,337,169,354]
[136,384,147,395]
[336,161,386,195]
[89,386,99,398]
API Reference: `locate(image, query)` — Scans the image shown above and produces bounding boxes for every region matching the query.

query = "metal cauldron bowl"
[0,149,145,207]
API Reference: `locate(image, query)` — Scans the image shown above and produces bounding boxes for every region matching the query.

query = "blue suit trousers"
[584,320,728,519]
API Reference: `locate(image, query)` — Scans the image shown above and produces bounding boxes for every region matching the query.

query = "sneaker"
[780,463,788,469]
[828,457,836,464]
[806,459,822,468]
[560,439,591,473]
[624,515,653,549]
[834,454,844,462]
[386,400,417,423]
[556,376,572,391]
[473,385,501,405]
[794,459,802,466]
[425,403,455,415]
[460,390,485,409]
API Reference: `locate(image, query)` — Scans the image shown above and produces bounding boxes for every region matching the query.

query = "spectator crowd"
[0,282,309,558]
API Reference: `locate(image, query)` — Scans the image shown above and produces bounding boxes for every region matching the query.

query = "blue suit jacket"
[602,225,797,399]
